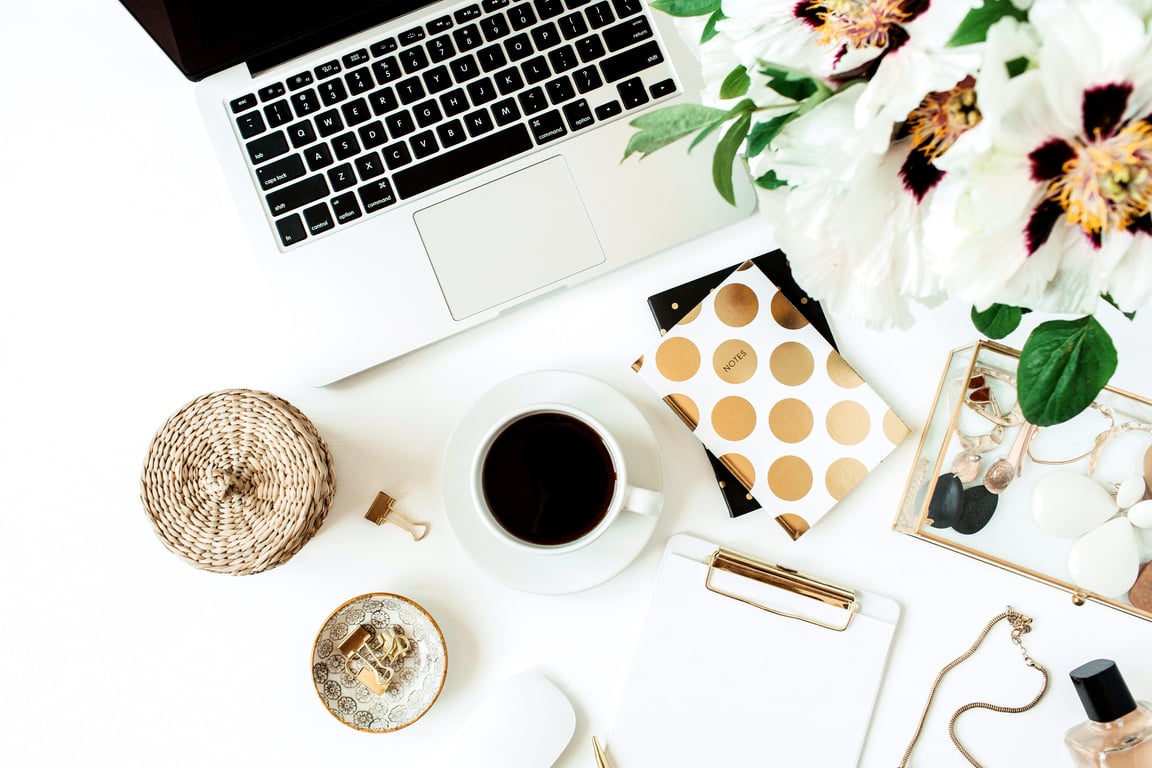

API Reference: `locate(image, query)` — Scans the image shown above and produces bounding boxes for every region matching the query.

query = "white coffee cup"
[471,403,661,554]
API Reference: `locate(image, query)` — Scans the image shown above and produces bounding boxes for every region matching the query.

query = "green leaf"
[719,65,750,100]
[760,64,820,102]
[754,169,788,190]
[947,0,1029,47]
[700,8,725,44]
[1102,293,1138,321]
[746,113,794,157]
[623,104,729,160]
[651,0,720,18]
[1004,56,1030,78]
[687,98,755,152]
[712,111,752,205]
[1017,316,1118,426]
[970,303,1024,339]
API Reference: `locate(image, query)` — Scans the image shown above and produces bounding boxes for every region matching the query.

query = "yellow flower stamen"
[1049,120,1152,235]
[905,77,982,162]
[808,0,911,50]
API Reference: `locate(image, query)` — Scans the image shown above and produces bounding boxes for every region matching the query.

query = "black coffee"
[481,412,617,546]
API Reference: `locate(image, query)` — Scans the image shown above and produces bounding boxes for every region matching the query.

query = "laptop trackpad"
[413,156,605,320]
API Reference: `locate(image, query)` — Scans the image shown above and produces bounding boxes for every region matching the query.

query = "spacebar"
[393,125,534,198]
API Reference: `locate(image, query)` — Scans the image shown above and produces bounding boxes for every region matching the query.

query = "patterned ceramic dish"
[311,593,447,732]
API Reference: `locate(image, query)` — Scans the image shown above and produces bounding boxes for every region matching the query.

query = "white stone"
[1129,499,1152,529]
[1117,474,1149,509]
[1032,471,1117,538]
[1068,518,1140,597]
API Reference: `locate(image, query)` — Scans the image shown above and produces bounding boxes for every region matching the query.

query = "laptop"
[119,0,754,384]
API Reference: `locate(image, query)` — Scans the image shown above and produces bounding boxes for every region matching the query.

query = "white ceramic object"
[1032,471,1117,538]
[1117,473,1149,509]
[1129,499,1152,529]
[1067,517,1140,597]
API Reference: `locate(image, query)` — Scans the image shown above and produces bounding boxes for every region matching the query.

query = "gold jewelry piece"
[950,425,1004,483]
[983,422,1038,494]
[899,607,1049,768]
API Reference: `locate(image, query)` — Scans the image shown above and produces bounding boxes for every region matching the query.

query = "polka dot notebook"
[633,260,910,539]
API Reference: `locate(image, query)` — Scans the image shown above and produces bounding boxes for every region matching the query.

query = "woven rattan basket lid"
[141,389,336,575]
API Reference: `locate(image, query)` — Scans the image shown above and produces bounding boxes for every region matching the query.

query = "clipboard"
[606,534,900,767]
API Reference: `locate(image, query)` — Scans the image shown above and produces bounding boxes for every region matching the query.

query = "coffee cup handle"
[622,485,662,517]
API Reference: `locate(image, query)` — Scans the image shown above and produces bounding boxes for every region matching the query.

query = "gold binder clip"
[339,624,396,695]
[365,491,428,541]
[705,548,858,632]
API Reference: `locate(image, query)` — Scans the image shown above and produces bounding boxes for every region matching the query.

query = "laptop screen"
[120,0,427,81]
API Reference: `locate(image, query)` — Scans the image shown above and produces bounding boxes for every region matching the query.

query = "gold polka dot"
[776,513,811,540]
[719,453,755,490]
[769,342,814,386]
[827,350,864,388]
[767,456,813,501]
[735,260,755,271]
[769,399,813,443]
[883,409,911,444]
[826,458,869,500]
[826,401,871,446]
[771,291,809,330]
[679,302,703,325]
[713,339,757,384]
[655,337,701,381]
[670,301,679,310]
[714,283,759,327]
[662,393,700,430]
[711,396,756,441]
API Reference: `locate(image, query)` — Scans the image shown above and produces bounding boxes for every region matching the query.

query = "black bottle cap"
[1071,659,1137,723]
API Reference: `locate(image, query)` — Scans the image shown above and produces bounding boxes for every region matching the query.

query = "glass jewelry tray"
[895,340,1152,622]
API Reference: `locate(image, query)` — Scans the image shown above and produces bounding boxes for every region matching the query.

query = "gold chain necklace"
[898,607,1050,768]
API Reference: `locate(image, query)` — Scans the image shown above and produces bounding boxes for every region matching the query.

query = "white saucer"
[443,370,664,595]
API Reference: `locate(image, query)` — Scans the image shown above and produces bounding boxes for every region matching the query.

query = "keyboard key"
[437,119,467,147]
[531,22,561,50]
[611,0,643,17]
[358,121,388,148]
[428,15,454,33]
[518,86,548,114]
[303,202,335,235]
[650,78,676,98]
[594,99,622,119]
[411,130,440,158]
[483,0,512,10]
[343,49,371,68]
[266,174,329,215]
[319,79,349,105]
[505,33,534,61]
[393,124,533,197]
[264,99,293,127]
[305,144,335,171]
[586,1,614,28]
[397,76,426,104]
[331,192,362,224]
[528,109,568,143]
[332,132,361,159]
[450,54,480,82]
[382,141,413,169]
[440,89,469,116]
[246,131,289,164]
[414,99,444,127]
[401,46,430,73]
[258,83,287,101]
[495,66,525,94]
[575,35,606,62]
[453,24,483,52]
[345,67,374,94]
[359,178,398,212]
[292,89,321,117]
[275,213,307,246]
[477,44,508,72]
[328,163,357,191]
[467,77,498,105]
[288,71,315,90]
[600,40,663,81]
[400,27,426,45]
[617,76,649,108]
[372,56,401,83]
[546,76,575,104]
[548,44,578,72]
[355,151,386,180]
[423,65,453,93]
[428,35,456,62]
[491,97,521,125]
[230,93,257,113]
[603,16,652,51]
[385,110,417,137]
[464,109,495,136]
[370,38,398,57]
[236,111,266,138]
[287,120,317,147]
[341,97,371,126]
[572,65,602,93]
[315,60,342,79]
[256,154,306,190]
[481,14,511,41]
[535,0,565,18]
[509,3,537,29]
[562,98,594,130]
[558,12,588,39]
[368,87,399,115]
[522,56,551,83]
[456,4,482,22]
[315,109,345,137]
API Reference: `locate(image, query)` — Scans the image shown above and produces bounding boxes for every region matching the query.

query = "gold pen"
[593,736,612,768]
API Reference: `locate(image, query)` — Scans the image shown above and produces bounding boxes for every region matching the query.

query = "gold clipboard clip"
[705,548,858,632]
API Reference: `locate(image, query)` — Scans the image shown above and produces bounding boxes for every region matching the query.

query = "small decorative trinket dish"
[896,341,1152,622]
[311,593,447,732]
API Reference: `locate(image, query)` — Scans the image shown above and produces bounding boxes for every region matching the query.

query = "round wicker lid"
[141,389,336,575]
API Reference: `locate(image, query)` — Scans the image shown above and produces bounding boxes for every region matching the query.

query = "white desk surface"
[5,3,1152,766]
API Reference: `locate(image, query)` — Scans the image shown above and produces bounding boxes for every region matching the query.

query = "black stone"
[954,485,998,534]
[927,474,963,529]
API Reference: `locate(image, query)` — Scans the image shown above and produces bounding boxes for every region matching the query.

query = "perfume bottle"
[1065,659,1152,767]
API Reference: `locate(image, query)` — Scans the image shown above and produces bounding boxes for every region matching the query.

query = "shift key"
[266,175,329,215]
[600,41,663,82]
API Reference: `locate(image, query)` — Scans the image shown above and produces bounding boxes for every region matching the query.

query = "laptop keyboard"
[227,0,679,250]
